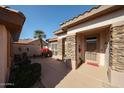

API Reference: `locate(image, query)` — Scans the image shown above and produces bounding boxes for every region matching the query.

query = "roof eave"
[53,29,67,35]
[60,5,124,29]
[0,6,26,41]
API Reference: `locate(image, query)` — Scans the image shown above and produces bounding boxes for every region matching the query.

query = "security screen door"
[85,35,99,63]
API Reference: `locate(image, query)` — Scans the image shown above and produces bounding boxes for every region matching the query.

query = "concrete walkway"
[32,57,111,88]
[31,57,71,88]
[56,64,110,88]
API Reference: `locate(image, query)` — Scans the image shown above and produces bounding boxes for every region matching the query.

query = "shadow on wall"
[40,58,72,88]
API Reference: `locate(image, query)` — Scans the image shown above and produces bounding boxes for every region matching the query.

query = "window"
[86,37,97,52]
[51,43,58,56]
[85,36,98,61]
[54,44,57,49]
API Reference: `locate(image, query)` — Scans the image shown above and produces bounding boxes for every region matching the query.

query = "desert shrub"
[6,63,41,88]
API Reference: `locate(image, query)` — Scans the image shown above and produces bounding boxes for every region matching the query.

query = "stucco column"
[0,25,8,87]
[65,34,77,70]
[109,21,124,87]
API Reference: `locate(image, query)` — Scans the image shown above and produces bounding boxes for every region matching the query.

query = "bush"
[6,63,41,88]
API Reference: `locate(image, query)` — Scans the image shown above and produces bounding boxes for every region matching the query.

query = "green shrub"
[6,63,41,88]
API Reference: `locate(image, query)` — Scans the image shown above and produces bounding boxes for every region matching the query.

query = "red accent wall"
[87,62,99,67]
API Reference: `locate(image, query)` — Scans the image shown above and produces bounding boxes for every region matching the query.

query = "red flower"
[40,48,49,53]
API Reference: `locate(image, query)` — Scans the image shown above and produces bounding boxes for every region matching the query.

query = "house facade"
[0,6,25,87]
[48,5,124,87]
[13,39,48,57]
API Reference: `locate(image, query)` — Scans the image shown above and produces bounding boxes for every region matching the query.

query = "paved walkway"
[31,57,111,88]
[56,64,110,88]
[31,57,71,88]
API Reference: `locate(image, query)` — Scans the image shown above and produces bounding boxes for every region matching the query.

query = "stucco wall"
[57,39,63,60]
[6,30,12,83]
[57,33,67,39]
[13,44,41,57]
[0,24,7,87]
[76,34,85,67]
[49,42,58,57]
[99,28,110,67]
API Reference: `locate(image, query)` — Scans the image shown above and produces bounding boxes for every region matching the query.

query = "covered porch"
[76,25,111,69]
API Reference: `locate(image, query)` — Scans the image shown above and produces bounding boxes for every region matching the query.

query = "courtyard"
[31,57,115,88]
[0,5,124,88]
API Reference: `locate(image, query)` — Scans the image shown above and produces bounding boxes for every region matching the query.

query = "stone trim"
[65,35,77,69]
[57,39,63,59]
[110,24,124,72]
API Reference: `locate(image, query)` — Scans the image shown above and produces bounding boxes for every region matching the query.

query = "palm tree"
[34,30,46,48]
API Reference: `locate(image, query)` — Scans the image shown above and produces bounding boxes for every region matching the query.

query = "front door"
[85,35,99,66]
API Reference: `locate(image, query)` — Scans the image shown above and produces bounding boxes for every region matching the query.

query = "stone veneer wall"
[57,39,63,59]
[110,24,124,72]
[65,35,77,69]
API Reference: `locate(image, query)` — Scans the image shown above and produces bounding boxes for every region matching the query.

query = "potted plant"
[79,55,85,64]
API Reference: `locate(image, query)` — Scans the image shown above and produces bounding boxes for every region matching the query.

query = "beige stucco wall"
[13,44,41,57]
[48,41,59,58]
[57,39,63,60]
[110,70,124,87]
[76,34,85,67]
[57,33,67,39]
[0,24,8,87]
[99,28,110,67]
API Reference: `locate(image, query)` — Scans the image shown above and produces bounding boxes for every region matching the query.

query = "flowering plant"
[40,48,49,53]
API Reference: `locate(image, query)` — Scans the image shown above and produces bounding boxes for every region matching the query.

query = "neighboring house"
[0,6,25,87]
[47,5,124,87]
[13,39,48,57]
[47,38,58,58]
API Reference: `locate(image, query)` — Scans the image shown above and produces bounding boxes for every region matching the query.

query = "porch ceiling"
[76,25,110,35]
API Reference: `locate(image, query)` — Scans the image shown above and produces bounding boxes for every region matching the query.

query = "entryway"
[85,34,100,67]
[76,25,110,68]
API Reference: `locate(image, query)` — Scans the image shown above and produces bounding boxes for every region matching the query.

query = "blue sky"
[9,5,96,40]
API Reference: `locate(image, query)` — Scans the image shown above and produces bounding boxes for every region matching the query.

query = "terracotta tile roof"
[60,5,123,29]
[53,29,61,33]
[15,39,34,44]
[60,5,100,26]
[13,39,48,46]
[0,6,25,18]
[46,37,58,42]
[53,29,66,35]
[0,5,26,41]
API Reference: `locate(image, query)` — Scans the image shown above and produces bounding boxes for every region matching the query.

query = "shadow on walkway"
[32,57,71,88]
[41,58,71,88]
